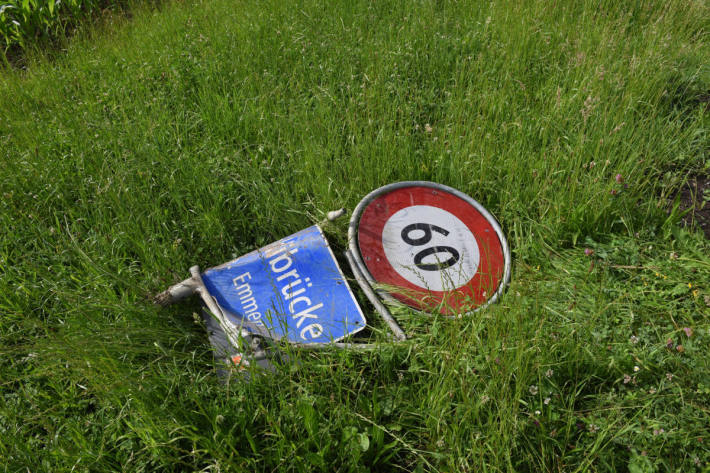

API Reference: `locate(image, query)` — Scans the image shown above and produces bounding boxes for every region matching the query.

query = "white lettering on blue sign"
[231,272,263,325]
[201,225,366,344]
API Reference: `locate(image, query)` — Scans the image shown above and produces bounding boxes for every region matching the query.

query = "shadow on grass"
[1,0,167,69]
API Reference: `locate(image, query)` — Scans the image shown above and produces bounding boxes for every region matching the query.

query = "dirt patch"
[676,174,710,239]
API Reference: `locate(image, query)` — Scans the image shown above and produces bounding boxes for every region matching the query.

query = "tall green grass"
[0,0,130,63]
[0,0,708,471]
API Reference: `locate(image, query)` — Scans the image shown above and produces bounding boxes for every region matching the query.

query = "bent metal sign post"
[156,181,510,372]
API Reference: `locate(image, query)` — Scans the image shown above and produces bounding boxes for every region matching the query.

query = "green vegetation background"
[1,0,131,62]
[1,0,709,471]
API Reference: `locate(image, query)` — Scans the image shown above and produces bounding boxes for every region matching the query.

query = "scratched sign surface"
[201,225,366,344]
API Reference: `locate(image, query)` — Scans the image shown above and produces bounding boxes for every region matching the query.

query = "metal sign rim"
[348,181,511,316]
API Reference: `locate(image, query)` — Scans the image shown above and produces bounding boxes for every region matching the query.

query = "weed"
[0,0,708,471]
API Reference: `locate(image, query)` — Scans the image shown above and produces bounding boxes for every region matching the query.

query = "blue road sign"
[201,225,366,344]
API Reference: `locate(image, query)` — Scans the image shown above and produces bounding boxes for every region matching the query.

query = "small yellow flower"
[693,289,699,298]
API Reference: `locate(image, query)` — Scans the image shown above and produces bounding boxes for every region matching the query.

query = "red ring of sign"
[357,186,505,315]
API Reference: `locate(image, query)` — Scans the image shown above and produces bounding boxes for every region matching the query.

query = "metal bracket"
[344,249,406,342]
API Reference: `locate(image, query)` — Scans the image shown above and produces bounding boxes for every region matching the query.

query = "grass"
[1,0,709,470]
[0,0,132,65]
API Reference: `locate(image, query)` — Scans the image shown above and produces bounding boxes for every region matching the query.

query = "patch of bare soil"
[676,174,710,239]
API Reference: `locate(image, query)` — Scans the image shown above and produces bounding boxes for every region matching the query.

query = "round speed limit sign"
[349,182,510,315]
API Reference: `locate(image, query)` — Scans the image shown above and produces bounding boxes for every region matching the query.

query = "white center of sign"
[381,205,480,292]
